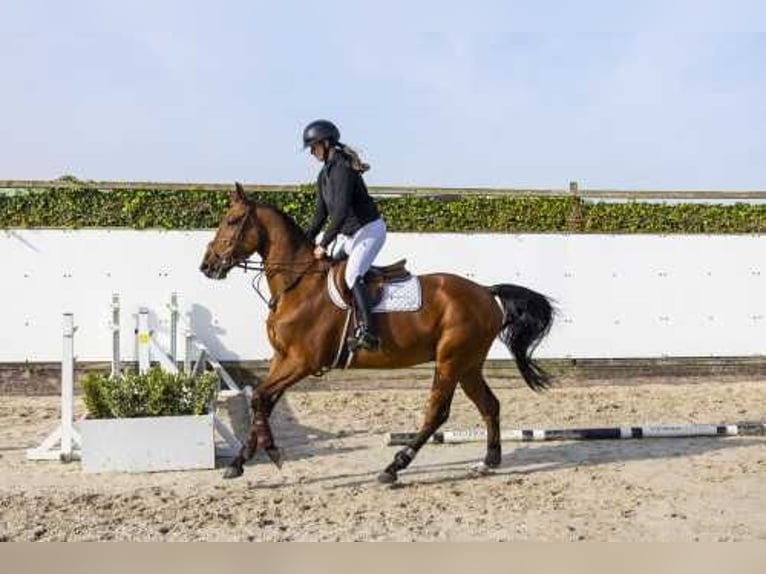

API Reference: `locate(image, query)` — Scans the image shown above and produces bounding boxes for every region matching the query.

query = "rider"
[302,119,386,352]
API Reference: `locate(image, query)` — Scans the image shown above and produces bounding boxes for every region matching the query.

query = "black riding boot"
[348,277,380,352]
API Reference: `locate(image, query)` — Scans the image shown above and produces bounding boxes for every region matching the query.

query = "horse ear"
[230,182,247,204]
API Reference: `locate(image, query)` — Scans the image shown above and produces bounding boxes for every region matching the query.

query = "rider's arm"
[304,186,327,241]
[319,162,354,249]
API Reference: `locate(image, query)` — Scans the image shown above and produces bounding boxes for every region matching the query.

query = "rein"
[237,258,323,310]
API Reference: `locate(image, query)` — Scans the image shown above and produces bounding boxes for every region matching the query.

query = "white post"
[137,309,151,374]
[169,292,178,365]
[137,305,178,375]
[26,313,82,461]
[184,312,193,374]
[60,313,75,461]
[110,293,121,378]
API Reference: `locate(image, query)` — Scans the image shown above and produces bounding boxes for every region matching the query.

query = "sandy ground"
[1,380,765,541]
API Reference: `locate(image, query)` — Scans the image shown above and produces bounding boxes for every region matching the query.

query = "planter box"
[80,414,215,473]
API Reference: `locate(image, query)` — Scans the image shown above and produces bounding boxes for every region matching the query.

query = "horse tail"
[488,284,555,392]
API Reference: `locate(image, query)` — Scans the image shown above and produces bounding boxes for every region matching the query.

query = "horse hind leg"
[378,366,459,484]
[459,367,501,468]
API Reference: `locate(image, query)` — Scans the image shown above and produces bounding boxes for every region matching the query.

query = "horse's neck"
[258,208,315,294]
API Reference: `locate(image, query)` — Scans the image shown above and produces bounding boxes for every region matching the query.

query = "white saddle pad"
[327,272,422,313]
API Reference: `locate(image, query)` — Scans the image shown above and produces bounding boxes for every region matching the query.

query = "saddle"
[331,259,411,307]
[326,259,418,369]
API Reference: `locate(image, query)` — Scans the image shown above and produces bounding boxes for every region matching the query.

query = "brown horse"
[200,183,555,483]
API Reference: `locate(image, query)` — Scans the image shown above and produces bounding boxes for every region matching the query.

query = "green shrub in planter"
[82,368,218,419]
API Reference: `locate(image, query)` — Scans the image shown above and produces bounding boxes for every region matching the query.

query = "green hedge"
[1,186,764,233]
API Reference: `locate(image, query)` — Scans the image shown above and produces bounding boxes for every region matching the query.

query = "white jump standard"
[26,313,82,462]
[134,305,243,458]
[27,294,246,469]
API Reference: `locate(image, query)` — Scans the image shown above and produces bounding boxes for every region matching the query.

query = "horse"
[200,183,555,483]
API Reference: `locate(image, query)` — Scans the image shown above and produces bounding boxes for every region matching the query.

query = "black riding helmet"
[303,119,340,149]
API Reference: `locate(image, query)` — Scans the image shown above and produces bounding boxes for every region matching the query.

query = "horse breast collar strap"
[266,271,304,310]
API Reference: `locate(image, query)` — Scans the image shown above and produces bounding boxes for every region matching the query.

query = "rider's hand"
[314,245,327,259]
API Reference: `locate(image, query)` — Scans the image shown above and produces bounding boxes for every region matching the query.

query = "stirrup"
[347,326,380,352]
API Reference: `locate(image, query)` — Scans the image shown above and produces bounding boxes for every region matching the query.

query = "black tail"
[488,284,555,392]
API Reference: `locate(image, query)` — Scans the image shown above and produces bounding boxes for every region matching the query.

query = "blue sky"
[1,1,765,189]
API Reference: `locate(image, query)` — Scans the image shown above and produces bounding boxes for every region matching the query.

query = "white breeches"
[319,218,387,288]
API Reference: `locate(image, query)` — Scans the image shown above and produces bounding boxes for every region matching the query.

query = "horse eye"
[227,215,242,225]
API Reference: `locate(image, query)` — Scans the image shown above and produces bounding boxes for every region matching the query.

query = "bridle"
[216,202,325,311]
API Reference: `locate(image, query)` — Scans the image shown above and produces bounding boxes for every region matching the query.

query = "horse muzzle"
[200,254,232,280]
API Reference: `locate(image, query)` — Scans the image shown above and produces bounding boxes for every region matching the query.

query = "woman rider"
[302,119,386,352]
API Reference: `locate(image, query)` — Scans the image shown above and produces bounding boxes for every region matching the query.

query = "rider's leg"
[344,219,386,287]
[345,219,386,350]
[348,276,378,350]
[330,234,351,260]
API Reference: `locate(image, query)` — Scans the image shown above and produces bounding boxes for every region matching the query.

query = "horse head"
[200,183,265,279]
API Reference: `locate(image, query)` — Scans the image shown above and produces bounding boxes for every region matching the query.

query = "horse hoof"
[265,447,283,470]
[469,462,494,476]
[223,465,244,480]
[484,449,502,468]
[377,470,398,484]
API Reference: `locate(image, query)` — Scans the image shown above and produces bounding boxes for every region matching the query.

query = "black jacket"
[305,151,381,248]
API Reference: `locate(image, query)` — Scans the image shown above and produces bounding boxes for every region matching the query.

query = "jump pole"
[387,422,766,446]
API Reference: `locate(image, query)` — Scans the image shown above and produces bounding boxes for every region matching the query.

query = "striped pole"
[386,422,766,446]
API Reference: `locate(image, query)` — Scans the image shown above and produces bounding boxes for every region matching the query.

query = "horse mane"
[254,202,313,250]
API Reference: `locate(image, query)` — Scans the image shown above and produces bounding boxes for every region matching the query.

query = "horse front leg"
[252,390,284,469]
[223,356,312,479]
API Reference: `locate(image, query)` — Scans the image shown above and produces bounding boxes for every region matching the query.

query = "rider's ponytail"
[337,143,370,173]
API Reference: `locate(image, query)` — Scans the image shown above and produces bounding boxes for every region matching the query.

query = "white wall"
[1,230,764,362]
